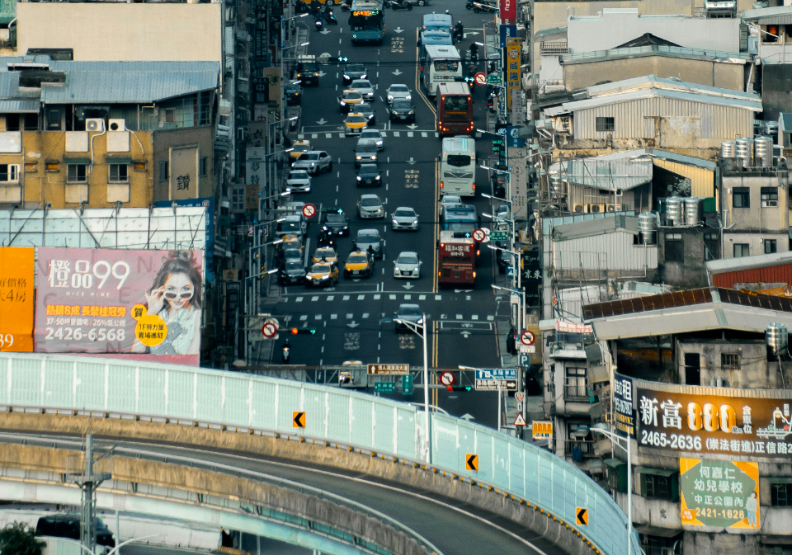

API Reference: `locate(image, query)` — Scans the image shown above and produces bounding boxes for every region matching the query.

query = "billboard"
[636,384,792,458]
[613,374,635,437]
[35,247,203,366]
[680,458,760,530]
[499,0,516,24]
[0,247,34,352]
[505,38,521,111]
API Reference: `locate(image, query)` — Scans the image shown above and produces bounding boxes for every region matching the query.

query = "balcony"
[540,41,568,56]
[565,440,596,459]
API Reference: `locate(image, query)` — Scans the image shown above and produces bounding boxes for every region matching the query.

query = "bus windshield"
[434,60,459,72]
[443,96,469,112]
[447,154,471,167]
[350,11,383,30]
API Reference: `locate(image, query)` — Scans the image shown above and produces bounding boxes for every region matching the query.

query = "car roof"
[359,163,378,171]
[357,228,380,236]
[389,84,409,89]
[361,128,381,134]
[398,303,422,310]
[344,89,361,95]
[398,251,419,258]
[360,194,381,200]
[352,79,371,84]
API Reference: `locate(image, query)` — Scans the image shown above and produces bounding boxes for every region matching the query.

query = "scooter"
[315,19,323,31]
[471,1,497,12]
[282,341,291,363]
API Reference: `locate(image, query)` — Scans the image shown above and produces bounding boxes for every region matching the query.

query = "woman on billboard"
[132,251,202,356]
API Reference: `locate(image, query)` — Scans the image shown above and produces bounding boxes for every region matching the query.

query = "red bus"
[436,82,473,138]
[438,230,476,286]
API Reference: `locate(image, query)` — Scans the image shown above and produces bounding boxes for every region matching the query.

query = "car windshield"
[394,208,414,217]
[326,214,345,224]
[284,260,303,270]
[311,264,331,273]
[357,104,373,113]
[361,197,381,207]
[442,196,461,205]
[398,253,419,264]
[279,222,300,231]
[392,100,412,109]
[358,231,379,239]
[390,85,409,93]
[293,144,310,152]
[361,130,380,138]
[344,92,362,100]
[352,80,371,88]
[357,143,377,153]
[399,305,422,317]
[359,164,378,174]
[289,171,308,179]
[348,253,368,263]
[316,248,334,258]
[347,64,365,73]
[347,116,367,123]
[298,153,319,161]
[283,249,301,259]
[448,222,476,231]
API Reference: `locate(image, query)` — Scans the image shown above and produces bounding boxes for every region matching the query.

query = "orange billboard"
[0,247,34,351]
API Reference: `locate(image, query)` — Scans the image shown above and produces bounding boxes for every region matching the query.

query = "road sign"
[368,363,409,375]
[302,203,317,218]
[475,379,517,391]
[439,371,455,386]
[475,368,517,380]
[471,228,487,243]
[520,330,535,345]
[402,374,414,395]
[487,73,502,85]
[507,126,526,148]
[293,411,305,428]
[261,321,278,338]
[474,72,487,85]
[514,413,527,427]
[489,230,509,242]
[532,420,553,439]
[374,382,396,393]
[466,454,478,471]
[576,508,588,526]
[515,392,525,402]
[499,24,517,47]
[518,354,531,366]
[519,344,536,354]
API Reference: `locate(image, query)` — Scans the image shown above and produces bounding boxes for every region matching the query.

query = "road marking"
[362,313,370,318]
[357,295,365,300]
[315,314,322,320]
[456,314,463,319]
[326,133,332,138]
[346,313,353,319]
[472,315,479,320]
[419,294,426,300]
[421,132,428,138]
[374,294,381,300]
[343,295,350,300]
[327,296,335,301]
[296,297,304,302]
[311,296,320,301]
[407,132,414,137]
[312,134,318,139]
[300,315,308,321]
[435,295,442,301]
[404,294,411,300]
[389,294,396,300]
[330,314,338,320]
[487,315,495,321]
[393,131,400,137]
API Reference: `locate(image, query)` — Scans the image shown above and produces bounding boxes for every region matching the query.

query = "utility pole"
[70,435,111,554]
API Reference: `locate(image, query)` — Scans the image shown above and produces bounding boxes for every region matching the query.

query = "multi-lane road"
[261,1,512,424]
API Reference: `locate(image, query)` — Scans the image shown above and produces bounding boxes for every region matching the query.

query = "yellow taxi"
[312,247,338,265]
[343,249,375,279]
[338,89,364,114]
[290,140,311,161]
[344,112,369,137]
[305,262,339,288]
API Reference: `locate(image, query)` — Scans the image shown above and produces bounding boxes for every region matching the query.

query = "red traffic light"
[291,328,299,335]
[447,386,453,391]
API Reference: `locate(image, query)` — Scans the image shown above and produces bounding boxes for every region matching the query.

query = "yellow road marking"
[433,157,440,294]
[415,28,437,125]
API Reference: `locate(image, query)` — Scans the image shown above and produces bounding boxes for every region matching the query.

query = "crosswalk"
[298,131,440,140]
[288,312,495,323]
[283,293,475,302]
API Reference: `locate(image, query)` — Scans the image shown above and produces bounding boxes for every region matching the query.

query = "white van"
[440,136,476,197]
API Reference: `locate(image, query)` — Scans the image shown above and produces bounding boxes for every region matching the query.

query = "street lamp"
[491,282,525,342]
[482,192,512,204]
[381,314,431,464]
[459,365,503,432]
[76,535,162,555]
[591,423,632,555]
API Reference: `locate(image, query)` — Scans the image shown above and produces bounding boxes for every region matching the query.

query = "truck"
[295,55,319,86]
[436,82,473,137]
[438,230,476,286]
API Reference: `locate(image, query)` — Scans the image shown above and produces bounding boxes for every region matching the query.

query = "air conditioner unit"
[573,204,585,213]
[606,204,622,212]
[589,203,606,214]
[108,119,126,132]
[86,118,105,132]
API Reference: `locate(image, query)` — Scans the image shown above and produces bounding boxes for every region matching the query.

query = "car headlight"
[361,74,367,79]
[413,219,418,225]
[393,219,399,224]
[408,110,414,114]
[387,95,393,100]
[356,156,362,160]
[321,274,330,279]
[414,267,420,272]
[377,140,383,146]
[314,72,319,76]
[341,101,346,105]
[322,225,328,230]
[357,176,362,181]
[406,94,412,100]
[417,318,424,325]
[376,208,382,212]
[375,175,381,180]
[344,74,350,79]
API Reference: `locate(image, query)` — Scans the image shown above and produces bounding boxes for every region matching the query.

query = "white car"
[359,129,384,150]
[386,84,411,104]
[350,79,375,101]
[292,151,333,175]
[394,251,422,279]
[357,194,385,219]
[391,206,419,231]
[286,170,312,193]
[439,194,462,217]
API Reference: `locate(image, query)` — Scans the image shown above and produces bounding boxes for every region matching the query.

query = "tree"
[0,522,45,555]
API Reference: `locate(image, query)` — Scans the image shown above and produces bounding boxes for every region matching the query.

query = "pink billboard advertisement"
[35,248,203,366]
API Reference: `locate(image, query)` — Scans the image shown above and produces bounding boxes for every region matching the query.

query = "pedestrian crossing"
[298,131,440,140]
[283,293,472,303]
[287,312,495,323]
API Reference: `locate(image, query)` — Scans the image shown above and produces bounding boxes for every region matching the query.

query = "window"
[159,161,168,182]
[595,117,615,132]
[0,164,19,183]
[165,109,176,124]
[665,233,684,262]
[108,164,128,183]
[762,187,779,207]
[639,471,679,501]
[199,156,208,177]
[722,353,741,370]
[704,232,719,261]
[771,482,792,507]
[733,187,750,208]
[565,367,587,399]
[733,243,750,258]
[67,164,87,183]
[766,239,778,254]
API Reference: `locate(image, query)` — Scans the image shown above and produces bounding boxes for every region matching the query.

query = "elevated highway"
[0,353,639,555]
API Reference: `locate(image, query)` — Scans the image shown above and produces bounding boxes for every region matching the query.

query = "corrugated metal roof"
[741,5,792,21]
[585,74,760,102]
[553,215,639,241]
[534,26,567,38]
[48,61,220,73]
[707,250,792,274]
[542,210,637,234]
[41,68,219,104]
[549,157,653,190]
[0,100,40,113]
[563,45,751,65]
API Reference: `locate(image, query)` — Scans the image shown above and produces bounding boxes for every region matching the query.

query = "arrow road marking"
[316,118,328,125]
[392,69,403,75]
[460,331,472,338]
[463,31,480,38]
[347,321,360,328]
[460,414,475,421]
[402,282,414,290]
[318,71,327,77]
[393,27,404,33]
[320,29,331,34]
[406,124,418,129]
[407,157,416,165]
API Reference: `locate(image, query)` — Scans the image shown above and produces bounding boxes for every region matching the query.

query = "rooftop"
[562,45,752,66]
[552,214,639,241]
[741,5,792,24]
[706,250,792,274]
[549,156,653,190]
[542,210,636,234]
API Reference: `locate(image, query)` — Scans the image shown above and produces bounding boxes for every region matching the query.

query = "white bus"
[422,44,462,97]
[440,136,476,198]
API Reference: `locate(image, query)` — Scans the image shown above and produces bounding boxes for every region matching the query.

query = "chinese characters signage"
[499,0,516,24]
[532,420,553,439]
[680,459,760,530]
[613,374,635,437]
[170,146,198,201]
[0,247,34,352]
[637,384,792,458]
[556,320,593,333]
[35,248,203,366]
[505,38,521,111]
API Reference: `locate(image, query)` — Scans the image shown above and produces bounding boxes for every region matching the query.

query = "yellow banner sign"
[0,247,34,352]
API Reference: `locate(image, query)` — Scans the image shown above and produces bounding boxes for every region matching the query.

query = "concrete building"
[0,57,220,209]
[707,250,792,291]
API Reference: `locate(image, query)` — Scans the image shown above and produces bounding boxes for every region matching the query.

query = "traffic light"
[328,56,349,63]
[492,137,505,154]
[290,327,317,335]
[450,385,473,392]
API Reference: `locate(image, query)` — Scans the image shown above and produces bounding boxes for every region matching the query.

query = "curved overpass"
[0,353,639,555]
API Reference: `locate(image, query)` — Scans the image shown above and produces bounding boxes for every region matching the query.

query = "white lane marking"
[374,294,381,300]
[296,297,304,303]
[326,133,332,138]
[346,313,353,319]
[404,294,411,300]
[487,315,495,321]
[315,314,322,320]
[472,315,479,320]
[421,132,428,138]
[419,295,426,300]
[389,294,396,300]
[393,131,400,137]
[362,313,370,318]
[343,295,350,300]
[435,295,442,301]
[407,132,414,137]
[357,295,366,300]
[331,314,338,320]
[321,346,325,353]
[327,296,334,301]
[456,314,463,320]
[312,134,318,139]
[300,314,308,320]
[311,296,319,301]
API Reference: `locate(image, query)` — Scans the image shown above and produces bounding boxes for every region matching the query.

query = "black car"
[284,81,302,105]
[395,303,423,332]
[388,99,415,123]
[492,173,507,198]
[279,259,307,285]
[356,102,376,125]
[356,163,382,187]
[279,247,303,265]
[321,209,350,237]
[496,246,511,274]
[343,63,367,85]
[354,139,378,168]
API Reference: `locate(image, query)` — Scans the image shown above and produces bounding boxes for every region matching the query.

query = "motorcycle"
[319,7,338,23]
[385,0,412,10]
[282,341,291,363]
[315,19,323,31]
[470,1,496,12]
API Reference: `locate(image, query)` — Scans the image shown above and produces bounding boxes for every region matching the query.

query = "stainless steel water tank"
[721,140,736,159]
[666,197,684,226]
[736,137,755,168]
[683,197,701,226]
[638,212,657,244]
[754,135,773,168]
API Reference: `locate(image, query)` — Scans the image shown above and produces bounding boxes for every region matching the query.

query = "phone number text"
[44,327,127,342]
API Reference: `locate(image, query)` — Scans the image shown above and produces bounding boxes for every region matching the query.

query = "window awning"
[634,525,682,538]
[603,458,625,469]
[637,467,677,477]
[63,158,91,165]
[105,157,132,165]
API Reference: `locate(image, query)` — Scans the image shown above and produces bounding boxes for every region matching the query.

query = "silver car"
[391,206,419,231]
[359,129,384,150]
[353,229,383,259]
[439,194,462,217]
[386,84,411,105]
[286,170,312,193]
[292,150,333,175]
[357,194,385,219]
[350,79,375,101]
[394,251,421,279]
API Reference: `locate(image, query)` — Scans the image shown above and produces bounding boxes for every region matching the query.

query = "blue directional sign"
[506,265,514,279]
[499,25,517,48]
[518,354,531,366]
[475,368,518,380]
[507,126,526,148]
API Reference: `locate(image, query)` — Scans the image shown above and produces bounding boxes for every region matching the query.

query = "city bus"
[349,0,385,45]
[438,230,476,286]
[419,30,452,60]
[440,135,476,197]
[436,82,473,137]
[422,44,462,97]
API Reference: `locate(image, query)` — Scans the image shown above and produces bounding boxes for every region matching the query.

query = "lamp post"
[76,535,162,555]
[381,314,431,464]
[591,423,632,555]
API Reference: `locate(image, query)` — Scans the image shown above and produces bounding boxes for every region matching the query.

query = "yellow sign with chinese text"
[0,247,34,352]
[680,458,760,530]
